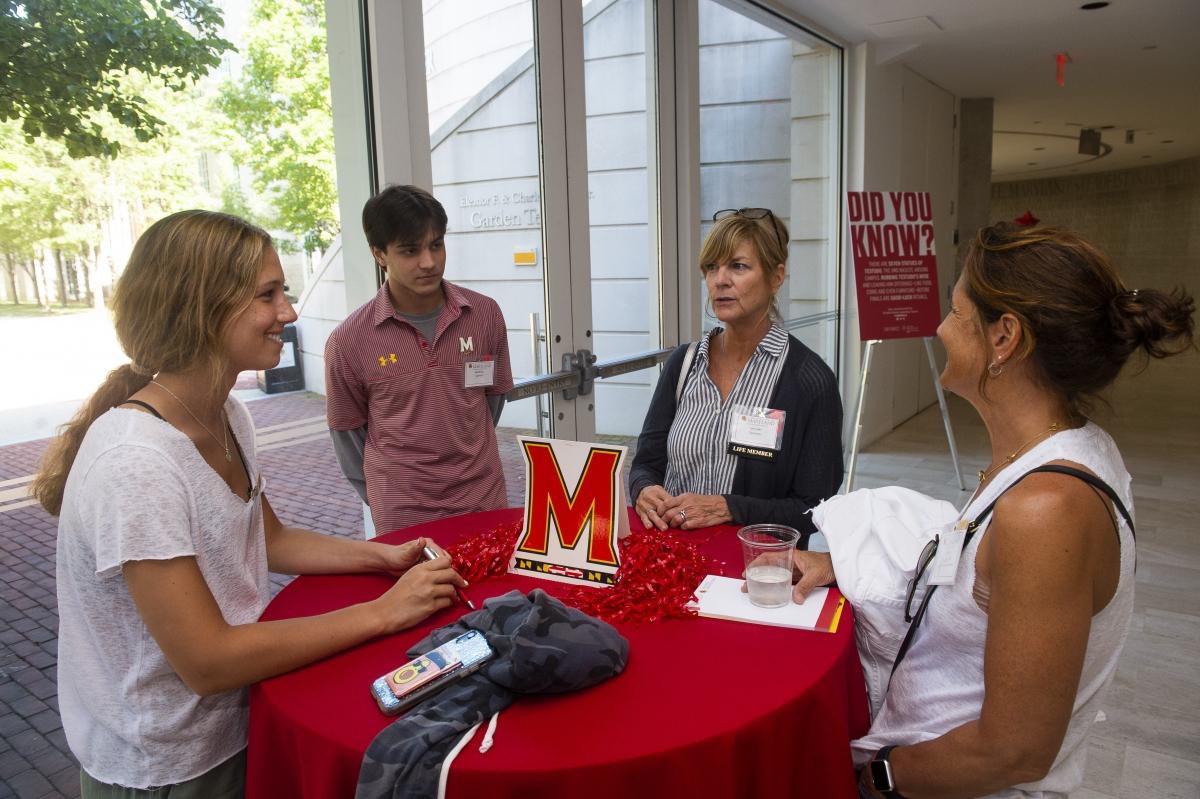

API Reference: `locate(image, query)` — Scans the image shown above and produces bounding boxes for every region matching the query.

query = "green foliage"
[0,0,233,158]
[219,0,339,254]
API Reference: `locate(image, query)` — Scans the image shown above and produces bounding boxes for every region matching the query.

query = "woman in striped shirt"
[629,208,843,544]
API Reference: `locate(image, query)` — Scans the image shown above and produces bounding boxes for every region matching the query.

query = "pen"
[422,545,477,610]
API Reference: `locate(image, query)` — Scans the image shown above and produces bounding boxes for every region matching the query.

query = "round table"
[246,508,869,798]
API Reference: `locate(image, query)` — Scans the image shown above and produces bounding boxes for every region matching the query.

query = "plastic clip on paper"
[423,545,477,609]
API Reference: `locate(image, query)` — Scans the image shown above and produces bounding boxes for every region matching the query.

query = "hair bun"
[1108,286,1196,360]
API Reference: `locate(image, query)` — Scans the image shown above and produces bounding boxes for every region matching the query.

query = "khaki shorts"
[80,749,245,799]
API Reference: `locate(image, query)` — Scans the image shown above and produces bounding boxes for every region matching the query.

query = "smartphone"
[370,630,494,716]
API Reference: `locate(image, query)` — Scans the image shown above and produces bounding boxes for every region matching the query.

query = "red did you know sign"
[847,191,941,340]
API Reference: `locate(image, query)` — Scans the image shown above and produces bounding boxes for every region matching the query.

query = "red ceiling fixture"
[1015,211,1041,227]
[1055,53,1071,87]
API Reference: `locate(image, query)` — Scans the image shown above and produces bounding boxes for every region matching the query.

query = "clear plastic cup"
[737,524,800,608]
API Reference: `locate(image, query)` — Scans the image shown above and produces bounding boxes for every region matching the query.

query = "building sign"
[457,190,541,230]
[509,436,629,588]
[847,191,941,340]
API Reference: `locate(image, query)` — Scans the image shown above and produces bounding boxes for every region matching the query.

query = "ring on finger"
[677,510,686,522]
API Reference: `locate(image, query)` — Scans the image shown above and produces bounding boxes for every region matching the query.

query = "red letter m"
[517,442,621,566]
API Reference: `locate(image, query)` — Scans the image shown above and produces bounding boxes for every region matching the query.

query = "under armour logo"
[459,336,474,353]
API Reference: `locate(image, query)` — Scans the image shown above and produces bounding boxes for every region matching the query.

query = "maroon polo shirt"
[324,281,513,532]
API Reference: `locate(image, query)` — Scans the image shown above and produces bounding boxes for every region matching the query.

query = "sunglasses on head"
[712,207,787,250]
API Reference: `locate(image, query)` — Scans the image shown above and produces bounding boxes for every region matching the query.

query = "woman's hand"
[660,492,732,530]
[371,536,430,575]
[635,485,676,530]
[371,553,467,635]
[791,550,835,603]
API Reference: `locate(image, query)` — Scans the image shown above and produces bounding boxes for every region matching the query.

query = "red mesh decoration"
[446,521,522,583]
[562,529,715,624]
[445,524,716,625]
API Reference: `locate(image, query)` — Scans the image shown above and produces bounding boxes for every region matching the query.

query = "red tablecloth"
[246,508,869,798]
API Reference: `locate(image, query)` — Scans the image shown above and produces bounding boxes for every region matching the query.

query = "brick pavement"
[0,388,635,798]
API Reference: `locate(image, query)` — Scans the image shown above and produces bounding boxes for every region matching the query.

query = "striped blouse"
[664,324,790,496]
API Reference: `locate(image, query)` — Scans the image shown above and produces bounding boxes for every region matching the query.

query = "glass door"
[415,0,842,445]
[581,0,666,442]
[423,0,550,433]
[697,0,843,375]
[422,0,671,444]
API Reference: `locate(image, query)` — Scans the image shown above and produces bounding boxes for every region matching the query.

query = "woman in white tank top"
[789,223,1194,798]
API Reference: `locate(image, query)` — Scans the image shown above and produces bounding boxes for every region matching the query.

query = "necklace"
[978,422,1063,485]
[150,380,231,463]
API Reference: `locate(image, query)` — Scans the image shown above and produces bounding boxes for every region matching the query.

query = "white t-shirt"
[56,396,269,788]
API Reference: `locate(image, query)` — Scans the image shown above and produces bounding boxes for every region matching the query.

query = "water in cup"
[745,564,792,608]
[737,524,800,608]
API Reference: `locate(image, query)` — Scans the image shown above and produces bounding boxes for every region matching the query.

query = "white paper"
[928,521,967,585]
[464,360,495,388]
[689,575,829,630]
[729,413,780,449]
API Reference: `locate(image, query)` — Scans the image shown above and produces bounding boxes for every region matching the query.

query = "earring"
[988,359,1004,377]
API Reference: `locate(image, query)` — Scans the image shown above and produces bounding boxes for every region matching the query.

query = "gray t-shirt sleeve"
[330,426,369,503]
[487,393,505,426]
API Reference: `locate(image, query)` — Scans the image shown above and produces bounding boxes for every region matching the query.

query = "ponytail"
[32,364,152,516]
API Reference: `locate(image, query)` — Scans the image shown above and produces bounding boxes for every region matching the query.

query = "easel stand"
[845,338,966,493]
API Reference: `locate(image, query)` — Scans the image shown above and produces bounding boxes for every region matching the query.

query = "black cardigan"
[628,335,844,539]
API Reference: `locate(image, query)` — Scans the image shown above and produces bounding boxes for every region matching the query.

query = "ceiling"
[775,0,1200,181]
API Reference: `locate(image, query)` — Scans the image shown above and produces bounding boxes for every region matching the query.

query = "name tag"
[464,358,495,388]
[726,406,785,462]
[927,519,969,585]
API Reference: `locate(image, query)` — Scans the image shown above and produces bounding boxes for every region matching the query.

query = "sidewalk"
[0,385,574,798]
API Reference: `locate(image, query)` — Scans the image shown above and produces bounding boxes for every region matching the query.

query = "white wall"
[843,43,959,449]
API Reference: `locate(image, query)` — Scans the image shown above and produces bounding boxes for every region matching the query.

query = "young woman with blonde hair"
[35,210,466,798]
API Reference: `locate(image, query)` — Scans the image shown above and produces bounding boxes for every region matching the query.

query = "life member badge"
[726,405,786,462]
[464,357,495,388]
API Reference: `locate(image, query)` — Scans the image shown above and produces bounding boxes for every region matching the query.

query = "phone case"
[370,629,494,715]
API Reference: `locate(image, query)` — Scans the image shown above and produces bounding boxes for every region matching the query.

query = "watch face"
[869,758,894,791]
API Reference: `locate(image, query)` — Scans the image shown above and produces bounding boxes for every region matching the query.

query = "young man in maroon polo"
[325,185,513,534]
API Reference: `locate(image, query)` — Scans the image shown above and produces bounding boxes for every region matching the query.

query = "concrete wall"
[990,157,1200,411]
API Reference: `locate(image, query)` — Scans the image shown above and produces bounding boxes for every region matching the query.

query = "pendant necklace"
[977,422,1063,485]
[150,380,231,462]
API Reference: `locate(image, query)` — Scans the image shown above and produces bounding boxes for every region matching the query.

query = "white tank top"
[852,422,1135,798]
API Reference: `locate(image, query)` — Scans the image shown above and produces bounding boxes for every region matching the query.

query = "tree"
[0,0,233,158]
[218,0,339,254]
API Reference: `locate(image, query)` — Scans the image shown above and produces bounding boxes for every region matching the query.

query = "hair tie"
[128,362,154,377]
[1129,289,1139,299]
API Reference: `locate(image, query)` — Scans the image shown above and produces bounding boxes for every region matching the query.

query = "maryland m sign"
[509,436,630,587]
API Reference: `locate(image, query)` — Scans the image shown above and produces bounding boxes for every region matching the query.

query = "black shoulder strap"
[1026,465,1134,534]
[119,399,164,420]
[888,464,1134,683]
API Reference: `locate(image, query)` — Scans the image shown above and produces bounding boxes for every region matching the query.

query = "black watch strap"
[868,745,905,798]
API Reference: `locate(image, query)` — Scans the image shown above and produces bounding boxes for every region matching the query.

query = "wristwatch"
[866,745,905,798]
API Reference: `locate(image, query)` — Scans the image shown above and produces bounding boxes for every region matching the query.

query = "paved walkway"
[0,386,567,798]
